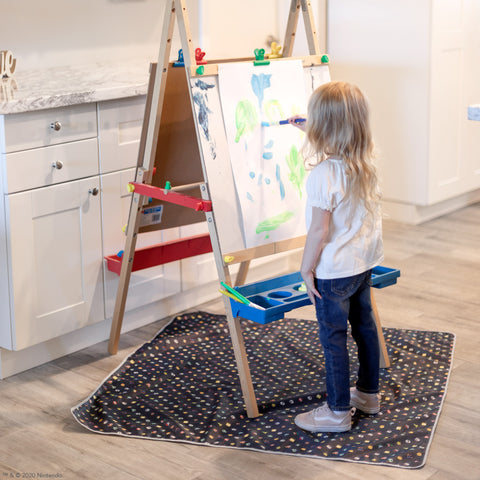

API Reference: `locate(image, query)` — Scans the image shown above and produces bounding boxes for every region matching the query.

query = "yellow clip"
[224,255,235,264]
[122,224,127,233]
[269,42,282,59]
[127,183,135,193]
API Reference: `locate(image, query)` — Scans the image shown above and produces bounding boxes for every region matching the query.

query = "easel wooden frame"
[108,0,389,419]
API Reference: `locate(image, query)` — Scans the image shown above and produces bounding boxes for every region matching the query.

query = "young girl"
[288,81,384,433]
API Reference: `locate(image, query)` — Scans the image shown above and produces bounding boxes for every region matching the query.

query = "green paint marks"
[286,145,306,197]
[235,100,258,142]
[256,211,295,235]
[264,99,285,124]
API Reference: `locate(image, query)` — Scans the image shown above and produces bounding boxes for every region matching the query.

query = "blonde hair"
[302,81,380,210]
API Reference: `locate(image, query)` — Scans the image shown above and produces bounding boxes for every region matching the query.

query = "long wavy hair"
[302,81,381,211]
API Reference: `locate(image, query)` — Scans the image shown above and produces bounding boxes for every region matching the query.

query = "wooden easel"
[107,0,390,418]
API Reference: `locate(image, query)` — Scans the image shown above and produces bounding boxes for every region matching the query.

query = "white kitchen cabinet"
[327,0,480,223]
[0,94,185,352]
[0,104,103,350]
[100,169,181,318]
[2,178,104,350]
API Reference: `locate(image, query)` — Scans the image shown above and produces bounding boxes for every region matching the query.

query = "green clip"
[196,65,205,75]
[164,181,171,190]
[254,48,270,66]
[321,54,330,64]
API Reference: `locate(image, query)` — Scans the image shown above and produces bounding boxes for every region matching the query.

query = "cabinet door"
[4,177,104,350]
[101,169,181,318]
[97,96,146,174]
[180,222,218,290]
[428,0,480,203]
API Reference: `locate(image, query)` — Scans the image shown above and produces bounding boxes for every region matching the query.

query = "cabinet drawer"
[2,103,97,153]
[3,138,99,193]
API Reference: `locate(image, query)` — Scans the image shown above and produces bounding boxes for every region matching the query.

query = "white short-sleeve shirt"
[305,157,384,279]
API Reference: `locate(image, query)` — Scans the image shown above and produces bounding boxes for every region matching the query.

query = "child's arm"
[300,207,331,303]
[287,115,307,132]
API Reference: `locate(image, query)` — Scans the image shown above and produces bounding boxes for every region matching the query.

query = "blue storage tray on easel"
[229,266,400,324]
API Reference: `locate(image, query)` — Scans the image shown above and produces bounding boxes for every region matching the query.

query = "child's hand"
[287,115,307,132]
[301,270,321,304]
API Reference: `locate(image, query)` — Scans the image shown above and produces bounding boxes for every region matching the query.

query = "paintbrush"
[261,118,306,127]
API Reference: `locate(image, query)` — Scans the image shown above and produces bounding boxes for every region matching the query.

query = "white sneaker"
[294,404,354,433]
[350,387,380,414]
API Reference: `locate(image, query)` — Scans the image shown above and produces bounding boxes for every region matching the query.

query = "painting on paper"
[218,60,308,249]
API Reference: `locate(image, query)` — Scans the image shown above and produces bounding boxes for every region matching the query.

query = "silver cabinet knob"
[88,187,99,196]
[52,160,63,169]
[50,121,62,131]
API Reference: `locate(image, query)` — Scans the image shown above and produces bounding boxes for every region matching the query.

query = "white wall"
[1,0,200,72]
[2,1,327,73]
[200,0,277,60]
[327,0,432,206]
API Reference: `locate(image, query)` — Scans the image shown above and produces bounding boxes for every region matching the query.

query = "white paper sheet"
[218,60,308,249]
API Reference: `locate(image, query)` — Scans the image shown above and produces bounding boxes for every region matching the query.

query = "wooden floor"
[1,203,479,479]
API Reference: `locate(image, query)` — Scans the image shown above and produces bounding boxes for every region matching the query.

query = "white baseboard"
[382,189,480,224]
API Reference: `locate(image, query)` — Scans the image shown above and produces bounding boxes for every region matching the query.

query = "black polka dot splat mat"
[71,311,455,469]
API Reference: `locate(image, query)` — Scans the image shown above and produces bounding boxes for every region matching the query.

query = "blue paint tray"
[229,266,400,324]
[371,265,401,288]
[229,271,309,324]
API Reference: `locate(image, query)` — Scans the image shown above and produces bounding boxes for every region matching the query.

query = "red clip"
[195,48,207,65]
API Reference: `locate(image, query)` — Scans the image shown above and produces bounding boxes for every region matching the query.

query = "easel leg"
[108,1,176,353]
[108,201,141,354]
[283,0,321,57]
[283,0,301,57]
[370,290,390,368]
[224,302,260,418]
[234,260,250,287]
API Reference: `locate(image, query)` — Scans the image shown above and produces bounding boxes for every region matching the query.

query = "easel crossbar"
[130,182,212,212]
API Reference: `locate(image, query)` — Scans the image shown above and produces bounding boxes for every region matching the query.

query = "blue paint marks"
[263,139,274,161]
[246,192,253,202]
[193,80,216,157]
[192,91,212,142]
[194,79,215,92]
[249,171,255,179]
[257,174,263,185]
[265,177,271,185]
[251,73,271,109]
[276,164,285,200]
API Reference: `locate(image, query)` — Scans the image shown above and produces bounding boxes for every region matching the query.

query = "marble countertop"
[0,60,152,115]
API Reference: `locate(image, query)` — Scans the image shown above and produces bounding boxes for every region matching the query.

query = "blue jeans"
[314,270,380,411]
